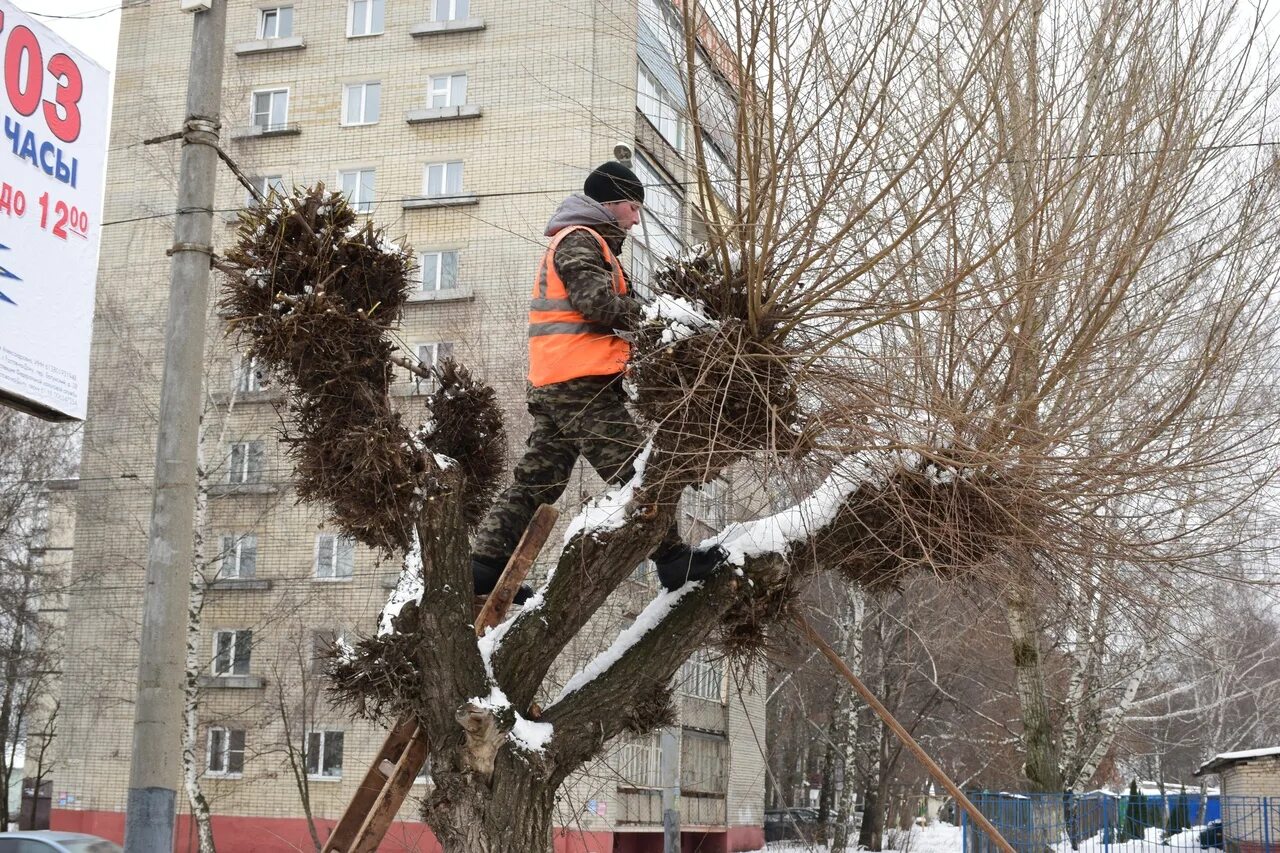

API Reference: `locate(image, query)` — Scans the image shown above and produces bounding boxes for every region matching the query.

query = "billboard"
[0,0,108,421]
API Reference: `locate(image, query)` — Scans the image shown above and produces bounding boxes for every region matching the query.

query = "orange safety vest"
[528,225,631,387]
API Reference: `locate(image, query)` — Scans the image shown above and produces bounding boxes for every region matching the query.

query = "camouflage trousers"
[472,374,682,567]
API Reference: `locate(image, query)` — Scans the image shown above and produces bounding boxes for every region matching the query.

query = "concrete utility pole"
[124,2,227,850]
[660,727,681,853]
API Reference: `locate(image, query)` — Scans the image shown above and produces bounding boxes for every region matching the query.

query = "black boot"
[472,556,533,605]
[654,545,728,592]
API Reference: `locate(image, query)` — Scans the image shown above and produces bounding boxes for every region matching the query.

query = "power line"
[22,0,144,20]
[100,132,1280,231]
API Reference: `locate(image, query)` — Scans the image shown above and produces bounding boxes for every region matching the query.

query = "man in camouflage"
[471,161,725,602]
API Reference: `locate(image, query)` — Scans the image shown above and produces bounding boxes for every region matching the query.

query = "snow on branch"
[550,584,698,705]
[701,455,889,566]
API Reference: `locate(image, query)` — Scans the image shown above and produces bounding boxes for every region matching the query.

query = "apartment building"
[50,0,763,851]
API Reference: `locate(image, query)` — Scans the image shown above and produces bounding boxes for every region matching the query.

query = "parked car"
[764,807,823,842]
[1199,819,1223,850]
[0,832,122,853]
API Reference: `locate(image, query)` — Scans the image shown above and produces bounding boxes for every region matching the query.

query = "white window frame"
[305,730,344,779]
[417,250,459,292]
[347,0,385,37]
[679,645,724,701]
[233,354,267,392]
[631,153,683,270]
[315,533,355,580]
[212,629,253,677]
[217,533,258,580]
[247,174,285,207]
[227,441,264,485]
[206,727,246,777]
[637,62,685,151]
[427,73,468,109]
[615,733,662,789]
[250,88,289,132]
[411,342,455,391]
[338,168,376,214]
[342,82,382,126]
[258,6,293,39]
[432,0,469,22]
[423,161,464,198]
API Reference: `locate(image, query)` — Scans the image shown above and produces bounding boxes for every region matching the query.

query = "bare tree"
[215,0,1280,848]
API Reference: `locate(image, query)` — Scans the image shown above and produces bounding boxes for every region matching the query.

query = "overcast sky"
[12,0,122,73]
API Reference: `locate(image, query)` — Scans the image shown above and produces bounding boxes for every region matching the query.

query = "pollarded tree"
[218,1,1280,850]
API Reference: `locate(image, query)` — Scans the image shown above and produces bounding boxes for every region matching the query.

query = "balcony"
[231,122,302,141]
[206,482,279,497]
[405,285,475,304]
[402,194,478,210]
[197,674,266,690]
[405,104,482,125]
[233,36,306,56]
[410,17,485,36]
[207,577,272,591]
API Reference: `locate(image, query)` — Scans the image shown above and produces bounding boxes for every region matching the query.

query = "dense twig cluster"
[325,601,426,723]
[219,186,505,553]
[630,248,803,483]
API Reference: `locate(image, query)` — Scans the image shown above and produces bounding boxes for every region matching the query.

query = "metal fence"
[961,793,1278,853]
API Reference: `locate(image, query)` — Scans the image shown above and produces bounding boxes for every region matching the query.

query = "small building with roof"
[1194,747,1280,853]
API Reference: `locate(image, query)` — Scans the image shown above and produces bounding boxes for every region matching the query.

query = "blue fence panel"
[961,793,1271,853]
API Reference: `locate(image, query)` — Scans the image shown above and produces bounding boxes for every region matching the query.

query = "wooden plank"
[323,504,560,852]
[322,716,419,853]
[349,724,432,853]
[475,504,559,634]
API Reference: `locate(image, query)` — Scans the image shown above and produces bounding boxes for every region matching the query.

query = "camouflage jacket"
[544,193,642,332]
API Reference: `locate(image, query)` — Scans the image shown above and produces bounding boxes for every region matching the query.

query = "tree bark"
[1005,579,1064,793]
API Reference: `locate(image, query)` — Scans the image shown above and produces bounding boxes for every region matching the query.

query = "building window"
[423,161,464,198]
[631,153,683,277]
[432,0,469,22]
[342,82,381,126]
[233,354,268,392]
[212,629,252,677]
[227,441,264,484]
[311,629,346,674]
[250,89,289,132]
[217,534,258,580]
[306,730,344,778]
[417,342,454,370]
[418,251,458,292]
[247,175,285,206]
[428,73,467,109]
[315,533,355,580]
[680,730,728,794]
[347,0,385,36]
[411,343,454,391]
[615,733,662,788]
[637,62,685,151]
[339,169,376,214]
[258,7,293,39]
[206,727,246,776]
[679,645,723,701]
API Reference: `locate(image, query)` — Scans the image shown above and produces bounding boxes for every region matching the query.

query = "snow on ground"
[1053,826,1207,853]
[757,821,962,853]
[756,821,1211,853]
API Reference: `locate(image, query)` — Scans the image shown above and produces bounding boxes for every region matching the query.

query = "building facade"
[51,0,763,851]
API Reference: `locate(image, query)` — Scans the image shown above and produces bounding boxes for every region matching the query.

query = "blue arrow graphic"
[0,243,19,305]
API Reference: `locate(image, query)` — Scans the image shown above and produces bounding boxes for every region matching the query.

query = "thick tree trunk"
[426,769,557,853]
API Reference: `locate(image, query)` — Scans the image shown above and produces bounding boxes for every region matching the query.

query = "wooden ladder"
[322,504,560,853]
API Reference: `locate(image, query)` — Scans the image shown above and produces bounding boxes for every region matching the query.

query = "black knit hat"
[584,161,645,205]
